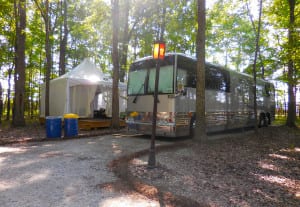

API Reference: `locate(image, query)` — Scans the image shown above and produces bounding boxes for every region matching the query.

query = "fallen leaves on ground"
[128,126,300,207]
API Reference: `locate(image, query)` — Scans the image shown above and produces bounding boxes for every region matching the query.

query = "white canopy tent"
[40,58,127,118]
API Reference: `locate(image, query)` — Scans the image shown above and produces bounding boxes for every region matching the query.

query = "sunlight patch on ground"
[255,174,300,196]
[0,170,50,191]
[0,157,6,164]
[28,170,50,183]
[42,144,55,147]
[0,147,27,154]
[252,188,279,202]
[131,158,147,165]
[258,160,280,172]
[112,141,122,154]
[268,153,295,161]
[11,160,36,169]
[99,195,158,207]
[0,180,18,191]
[258,174,292,185]
[281,147,300,153]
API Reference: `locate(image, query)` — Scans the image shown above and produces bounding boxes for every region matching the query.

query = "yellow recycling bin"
[63,113,79,137]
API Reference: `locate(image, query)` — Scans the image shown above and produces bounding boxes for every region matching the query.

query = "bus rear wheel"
[258,113,268,128]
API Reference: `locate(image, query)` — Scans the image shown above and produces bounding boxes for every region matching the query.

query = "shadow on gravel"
[106,126,300,207]
[106,141,209,207]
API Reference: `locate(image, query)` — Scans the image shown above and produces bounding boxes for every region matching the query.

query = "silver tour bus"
[126,53,275,137]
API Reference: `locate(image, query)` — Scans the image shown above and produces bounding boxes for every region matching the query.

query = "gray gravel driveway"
[0,134,167,207]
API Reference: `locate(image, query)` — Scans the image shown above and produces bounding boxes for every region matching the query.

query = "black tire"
[189,116,196,137]
[266,112,271,125]
[258,113,268,128]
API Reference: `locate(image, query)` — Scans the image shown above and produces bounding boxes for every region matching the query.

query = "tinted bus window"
[206,66,230,92]
[176,55,197,89]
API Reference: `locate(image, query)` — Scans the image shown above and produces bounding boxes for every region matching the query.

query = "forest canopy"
[0,0,299,124]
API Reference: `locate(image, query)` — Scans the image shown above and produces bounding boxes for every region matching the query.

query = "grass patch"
[274,115,300,127]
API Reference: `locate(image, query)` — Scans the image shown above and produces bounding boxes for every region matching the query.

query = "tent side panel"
[49,78,68,116]
[70,85,97,118]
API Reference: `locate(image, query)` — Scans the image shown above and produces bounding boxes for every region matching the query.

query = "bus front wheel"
[189,116,196,137]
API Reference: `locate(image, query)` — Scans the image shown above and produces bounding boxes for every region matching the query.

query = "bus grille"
[175,114,189,126]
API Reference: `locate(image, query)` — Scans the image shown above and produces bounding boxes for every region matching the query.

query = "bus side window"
[206,66,230,92]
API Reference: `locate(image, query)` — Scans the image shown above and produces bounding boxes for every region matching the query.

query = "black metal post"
[148,59,160,168]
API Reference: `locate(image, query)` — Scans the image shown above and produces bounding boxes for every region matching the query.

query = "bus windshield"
[148,65,174,94]
[128,63,174,95]
[127,69,147,95]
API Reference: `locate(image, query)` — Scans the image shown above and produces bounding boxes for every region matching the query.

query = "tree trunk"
[13,0,26,127]
[59,0,68,76]
[286,0,296,127]
[6,68,12,121]
[252,0,263,134]
[0,82,3,124]
[45,0,51,117]
[195,0,206,141]
[119,0,129,82]
[111,0,120,129]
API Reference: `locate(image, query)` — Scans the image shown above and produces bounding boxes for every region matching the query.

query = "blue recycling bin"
[64,114,79,137]
[46,116,62,138]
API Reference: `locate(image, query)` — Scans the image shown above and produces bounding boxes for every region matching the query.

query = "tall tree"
[119,0,129,82]
[266,0,299,126]
[34,0,54,117]
[111,0,120,129]
[195,0,206,141]
[59,0,68,76]
[6,68,13,120]
[286,0,297,127]
[0,81,3,124]
[13,0,26,126]
[26,4,46,118]
[250,0,263,133]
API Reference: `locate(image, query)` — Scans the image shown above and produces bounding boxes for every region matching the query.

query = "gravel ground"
[1,124,300,207]
[0,133,171,207]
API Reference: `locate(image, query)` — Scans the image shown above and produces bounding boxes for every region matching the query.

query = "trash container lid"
[64,113,79,119]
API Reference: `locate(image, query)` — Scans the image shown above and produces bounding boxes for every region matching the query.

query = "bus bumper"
[126,121,190,137]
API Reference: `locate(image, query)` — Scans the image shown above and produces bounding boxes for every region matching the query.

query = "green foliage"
[265,0,300,83]
[165,0,197,54]
[206,0,257,72]
[0,0,298,120]
[67,0,111,70]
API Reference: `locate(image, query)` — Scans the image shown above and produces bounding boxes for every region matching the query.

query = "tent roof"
[51,58,126,89]
[57,58,110,82]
